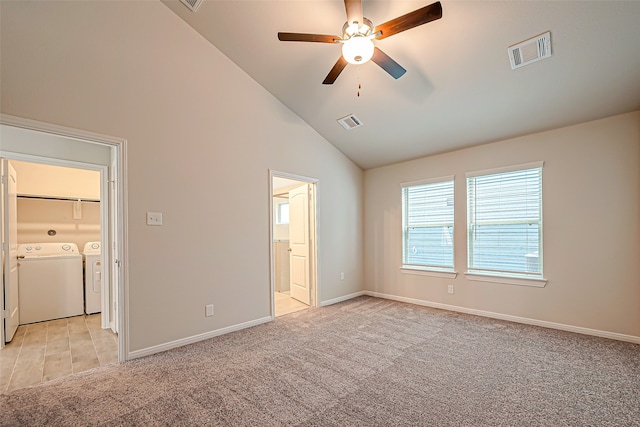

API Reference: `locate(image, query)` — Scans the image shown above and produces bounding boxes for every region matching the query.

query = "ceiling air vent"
[180,0,203,12]
[337,114,363,131]
[508,31,552,70]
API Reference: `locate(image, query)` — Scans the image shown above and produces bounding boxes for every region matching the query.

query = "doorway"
[270,171,318,318]
[0,115,126,393]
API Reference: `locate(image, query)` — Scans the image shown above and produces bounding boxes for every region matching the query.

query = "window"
[466,162,543,280]
[402,177,454,272]
[276,201,289,224]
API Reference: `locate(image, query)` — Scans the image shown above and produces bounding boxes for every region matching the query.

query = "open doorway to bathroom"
[270,171,318,317]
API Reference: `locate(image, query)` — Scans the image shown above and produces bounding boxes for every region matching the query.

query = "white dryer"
[18,243,84,324]
[82,241,102,314]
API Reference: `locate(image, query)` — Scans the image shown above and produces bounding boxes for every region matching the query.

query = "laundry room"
[0,159,118,393]
[14,161,101,249]
[8,160,102,324]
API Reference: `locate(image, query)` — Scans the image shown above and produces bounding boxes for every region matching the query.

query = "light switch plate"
[205,304,214,317]
[146,212,163,226]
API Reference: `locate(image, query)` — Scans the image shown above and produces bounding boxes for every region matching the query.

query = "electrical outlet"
[448,284,454,294]
[146,212,163,226]
[205,304,214,317]
[340,272,345,280]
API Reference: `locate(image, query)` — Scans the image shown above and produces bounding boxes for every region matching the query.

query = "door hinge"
[2,309,8,319]
[115,259,121,268]
[1,175,5,184]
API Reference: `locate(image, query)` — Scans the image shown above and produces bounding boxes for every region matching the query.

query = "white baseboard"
[128,289,368,360]
[320,291,366,307]
[127,316,273,360]
[364,291,640,345]
[127,291,638,360]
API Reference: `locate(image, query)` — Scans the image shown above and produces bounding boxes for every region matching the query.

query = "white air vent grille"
[337,114,363,131]
[508,31,552,70]
[180,0,203,12]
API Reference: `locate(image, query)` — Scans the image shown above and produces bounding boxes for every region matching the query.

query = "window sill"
[401,267,458,279]
[464,272,547,288]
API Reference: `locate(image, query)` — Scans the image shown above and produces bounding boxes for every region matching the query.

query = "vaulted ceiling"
[163,0,640,169]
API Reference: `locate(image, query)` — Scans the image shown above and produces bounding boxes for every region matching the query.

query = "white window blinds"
[466,163,543,278]
[402,178,454,271]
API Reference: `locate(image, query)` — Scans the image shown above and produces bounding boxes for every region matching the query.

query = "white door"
[2,159,19,342]
[288,184,310,305]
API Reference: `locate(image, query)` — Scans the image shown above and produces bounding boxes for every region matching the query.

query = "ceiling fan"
[277,0,442,85]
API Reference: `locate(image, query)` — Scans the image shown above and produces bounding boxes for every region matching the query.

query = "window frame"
[275,201,289,225]
[465,161,547,287]
[401,176,456,276]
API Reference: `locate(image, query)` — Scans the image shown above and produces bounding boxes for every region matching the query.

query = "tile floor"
[275,291,309,317]
[1,296,300,394]
[0,313,118,394]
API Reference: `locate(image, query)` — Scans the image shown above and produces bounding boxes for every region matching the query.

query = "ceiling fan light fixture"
[278,1,443,84]
[342,35,374,65]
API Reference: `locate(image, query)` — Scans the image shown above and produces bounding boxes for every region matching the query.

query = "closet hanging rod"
[17,195,100,203]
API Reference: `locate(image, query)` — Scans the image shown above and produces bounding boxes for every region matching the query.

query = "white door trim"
[1,160,19,344]
[0,114,129,361]
[268,170,319,318]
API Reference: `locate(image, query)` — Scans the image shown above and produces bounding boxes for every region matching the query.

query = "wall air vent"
[337,114,363,131]
[180,0,203,12]
[508,31,552,70]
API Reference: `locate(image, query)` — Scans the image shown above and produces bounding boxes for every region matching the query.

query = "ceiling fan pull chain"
[357,67,362,97]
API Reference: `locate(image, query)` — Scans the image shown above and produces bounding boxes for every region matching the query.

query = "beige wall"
[10,161,101,251]
[12,161,101,200]
[364,111,640,338]
[1,1,364,353]
[17,198,101,251]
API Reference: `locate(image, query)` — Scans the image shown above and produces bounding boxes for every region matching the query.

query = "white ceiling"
[163,0,640,170]
[273,176,305,193]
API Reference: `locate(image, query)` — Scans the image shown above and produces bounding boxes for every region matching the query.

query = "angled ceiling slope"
[163,0,640,169]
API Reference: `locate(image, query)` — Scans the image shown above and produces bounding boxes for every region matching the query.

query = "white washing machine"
[18,243,84,324]
[82,241,102,314]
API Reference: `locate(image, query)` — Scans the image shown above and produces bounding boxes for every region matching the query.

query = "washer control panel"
[83,241,101,254]
[18,243,79,257]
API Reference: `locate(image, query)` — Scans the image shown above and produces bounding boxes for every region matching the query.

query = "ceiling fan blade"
[374,1,442,40]
[323,56,349,85]
[344,0,363,26]
[278,33,340,43]
[371,47,407,79]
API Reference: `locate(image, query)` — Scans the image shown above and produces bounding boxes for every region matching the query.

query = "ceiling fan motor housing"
[342,17,374,38]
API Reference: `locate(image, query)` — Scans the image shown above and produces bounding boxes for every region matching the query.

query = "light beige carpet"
[1,296,639,426]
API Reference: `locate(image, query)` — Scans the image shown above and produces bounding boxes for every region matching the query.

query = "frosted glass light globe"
[342,36,374,65]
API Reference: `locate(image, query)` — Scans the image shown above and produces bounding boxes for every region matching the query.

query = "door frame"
[0,114,128,362]
[1,160,19,342]
[268,170,319,318]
